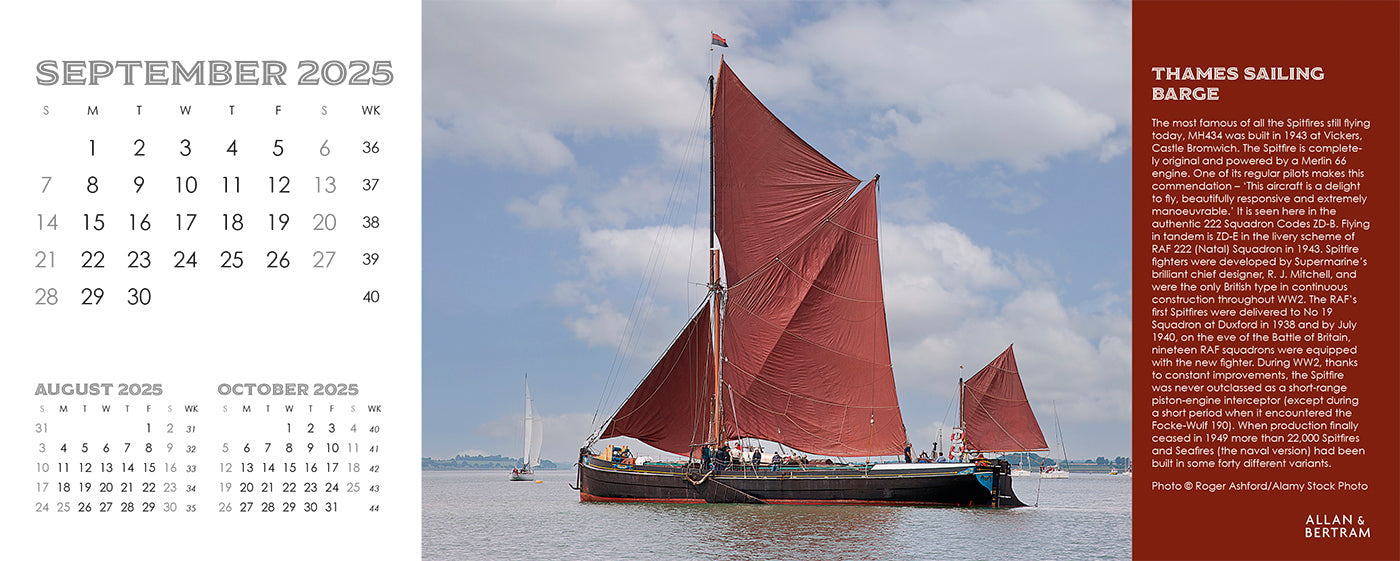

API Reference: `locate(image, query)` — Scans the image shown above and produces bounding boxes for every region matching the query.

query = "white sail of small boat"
[1041,401,1069,479]
[510,375,544,481]
[1009,454,1037,477]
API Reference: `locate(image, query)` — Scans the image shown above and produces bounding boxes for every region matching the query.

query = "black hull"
[577,455,1025,507]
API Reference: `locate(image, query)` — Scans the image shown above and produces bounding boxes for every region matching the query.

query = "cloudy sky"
[422,0,1132,465]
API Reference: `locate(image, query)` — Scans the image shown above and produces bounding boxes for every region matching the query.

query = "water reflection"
[424,471,1131,561]
[639,504,906,558]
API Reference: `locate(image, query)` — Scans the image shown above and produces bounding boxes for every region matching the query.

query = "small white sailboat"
[509,375,544,481]
[1040,401,1070,479]
[1009,455,1037,477]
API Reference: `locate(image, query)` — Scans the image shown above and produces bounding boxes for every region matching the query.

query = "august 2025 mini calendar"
[0,3,421,558]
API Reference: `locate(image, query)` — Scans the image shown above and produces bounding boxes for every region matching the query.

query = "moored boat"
[1037,401,1071,479]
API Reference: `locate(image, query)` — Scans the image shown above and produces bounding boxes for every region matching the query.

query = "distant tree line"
[1002,453,1131,471]
[421,454,560,471]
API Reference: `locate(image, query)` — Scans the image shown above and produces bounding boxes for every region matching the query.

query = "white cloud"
[477,411,601,466]
[564,300,632,350]
[882,180,939,223]
[876,85,1117,171]
[881,221,1018,291]
[425,0,1130,175]
[506,184,581,229]
[890,286,1131,427]
[424,110,576,173]
[507,166,702,231]
[562,217,1130,430]
[563,224,713,363]
[436,0,1134,457]
[765,0,1128,171]
[772,0,1130,117]
[423,1,753,171]
[577,225,711,302]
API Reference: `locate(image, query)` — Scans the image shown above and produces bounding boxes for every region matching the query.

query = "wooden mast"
[707,69,724,449]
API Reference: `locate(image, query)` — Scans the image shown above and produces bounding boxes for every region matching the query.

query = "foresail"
[723,181,908,457]
[961,345,1050,452]
[600,303,719,456]
[713,60,861,286]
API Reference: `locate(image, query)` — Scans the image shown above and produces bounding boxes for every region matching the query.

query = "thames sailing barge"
[577,61,1047,507]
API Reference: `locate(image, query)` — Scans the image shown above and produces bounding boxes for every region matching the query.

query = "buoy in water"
[535,480,543,484]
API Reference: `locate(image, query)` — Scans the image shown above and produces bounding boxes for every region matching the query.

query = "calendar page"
[0,3,421,558]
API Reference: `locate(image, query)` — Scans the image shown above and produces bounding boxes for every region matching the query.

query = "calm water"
[423,469,1131,560]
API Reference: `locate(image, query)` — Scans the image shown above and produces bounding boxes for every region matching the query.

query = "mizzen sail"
[960,345,1049,453]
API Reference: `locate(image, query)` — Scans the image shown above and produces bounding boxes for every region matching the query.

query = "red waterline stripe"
[762,498,961,506]
[578,492,705,504]
[579,492,987,507]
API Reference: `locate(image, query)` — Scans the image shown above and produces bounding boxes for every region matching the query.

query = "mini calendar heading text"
[36,60,395,86]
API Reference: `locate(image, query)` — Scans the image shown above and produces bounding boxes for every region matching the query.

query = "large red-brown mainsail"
[960,345,1049,453]
[721,177,907,457]
[600,305,723,456]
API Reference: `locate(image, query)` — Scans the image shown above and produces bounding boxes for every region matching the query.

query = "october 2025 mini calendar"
[0,4,421,558]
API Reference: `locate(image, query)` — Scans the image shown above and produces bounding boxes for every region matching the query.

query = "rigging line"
[969,392,1031,451]
[939,393,956,431]
[772,260,884,303]
[687,143,704,312]
[596,207,685,426]
[591,87,711,427]
[724,361,898,409]
[687,301,709,458]
[605,112,704,411]
[825,219,878,241]
[725,185,861,291]
[603,302,710,423]
[974,365,1017,377]
[1054,401,1070,462]
[962,387,1032,402]
[724,174,875,291]
[1035,463,1044,507]
[694,40,715,312]
[723,303,892,366]
[725,384,758,476]
[724,376,893,459]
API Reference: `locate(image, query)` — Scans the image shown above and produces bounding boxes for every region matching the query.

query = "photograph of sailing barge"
[577,60,1050,507]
